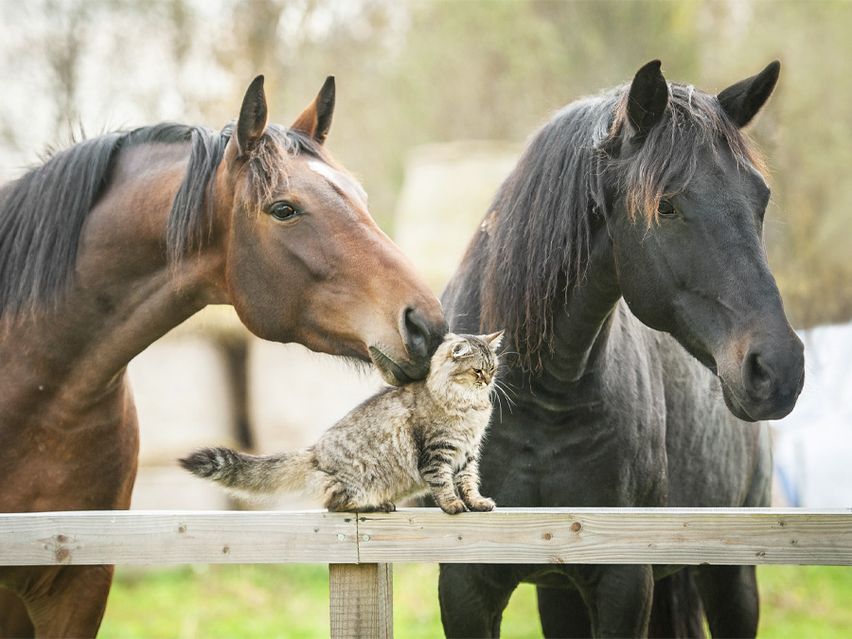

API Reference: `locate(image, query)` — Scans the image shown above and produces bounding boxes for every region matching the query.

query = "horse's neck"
[539,227,622,384]
[0,144,225,412]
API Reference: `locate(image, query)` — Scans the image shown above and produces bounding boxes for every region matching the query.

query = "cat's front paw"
[357,501,397,513]
[466,497,496,512]
[439,499,467,515]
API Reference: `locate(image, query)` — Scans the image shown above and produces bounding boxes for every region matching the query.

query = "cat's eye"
[269,201,300,222]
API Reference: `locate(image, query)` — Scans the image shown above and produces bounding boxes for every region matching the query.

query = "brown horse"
[0,76,446,637]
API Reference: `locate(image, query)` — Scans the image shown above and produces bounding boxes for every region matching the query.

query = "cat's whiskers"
[496,379,517,406]
[488,381,504,422]
[490,379,516,419]
[493,374,517,399]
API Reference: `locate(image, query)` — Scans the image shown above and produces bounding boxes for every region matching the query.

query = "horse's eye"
[657,199,677,217]
[269,201,299,222]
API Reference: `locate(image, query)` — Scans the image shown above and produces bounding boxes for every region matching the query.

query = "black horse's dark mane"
[0,121,325,318]
[480,82,765,370]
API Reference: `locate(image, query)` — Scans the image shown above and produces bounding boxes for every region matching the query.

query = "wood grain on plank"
[329,563,392,639]
[1,508,851,566]
[357,508,852,565]
[0,510,357,565]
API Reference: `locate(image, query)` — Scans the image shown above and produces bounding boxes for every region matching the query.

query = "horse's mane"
[479,82,765,371]
[0,121,325,318]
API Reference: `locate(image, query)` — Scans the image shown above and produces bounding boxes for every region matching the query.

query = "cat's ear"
[451,341,473,360]
[484,330,505,352]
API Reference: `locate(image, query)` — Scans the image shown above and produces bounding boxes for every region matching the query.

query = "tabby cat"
[180,332,503,514]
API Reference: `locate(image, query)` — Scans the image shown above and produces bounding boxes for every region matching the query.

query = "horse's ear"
[291,76,335,144]
[626,60,669,140]
[235,75,268,157]
[718,60,781,128]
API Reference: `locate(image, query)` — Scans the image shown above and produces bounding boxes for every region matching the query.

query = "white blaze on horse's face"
[307,160,369,211]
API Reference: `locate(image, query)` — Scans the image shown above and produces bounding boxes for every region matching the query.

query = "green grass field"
[99,564,852,638]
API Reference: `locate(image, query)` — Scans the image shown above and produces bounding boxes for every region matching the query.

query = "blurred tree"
[42,0,89,138]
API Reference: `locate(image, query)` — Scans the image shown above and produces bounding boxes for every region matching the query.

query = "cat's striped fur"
[180,332,502,514]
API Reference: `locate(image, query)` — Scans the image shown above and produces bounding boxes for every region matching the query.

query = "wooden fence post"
[329,563,393,639]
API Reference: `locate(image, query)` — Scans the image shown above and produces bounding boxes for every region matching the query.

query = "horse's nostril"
[744,351,773,400]
[402,307,429,360]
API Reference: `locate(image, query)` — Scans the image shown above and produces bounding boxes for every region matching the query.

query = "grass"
[99,564,852,638]
[758,566,852,638]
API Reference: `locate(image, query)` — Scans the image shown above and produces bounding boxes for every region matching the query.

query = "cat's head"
[429,332,504,393]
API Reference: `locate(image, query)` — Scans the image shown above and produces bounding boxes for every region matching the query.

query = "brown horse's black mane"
[0,121,325,318]
[479,82,764,370]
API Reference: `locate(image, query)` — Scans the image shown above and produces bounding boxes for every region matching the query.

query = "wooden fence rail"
[2,508,851,637]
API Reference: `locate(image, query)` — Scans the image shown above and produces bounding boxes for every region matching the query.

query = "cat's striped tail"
[179,447,315,495]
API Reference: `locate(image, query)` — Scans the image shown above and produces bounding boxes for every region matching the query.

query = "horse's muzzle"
[721,330,805,421]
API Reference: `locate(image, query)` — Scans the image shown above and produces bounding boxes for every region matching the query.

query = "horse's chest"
[480,375,667,506]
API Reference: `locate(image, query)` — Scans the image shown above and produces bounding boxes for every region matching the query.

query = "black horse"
[439,61,804,637]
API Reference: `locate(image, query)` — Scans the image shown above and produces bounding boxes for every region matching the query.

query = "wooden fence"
[2,508,851,637]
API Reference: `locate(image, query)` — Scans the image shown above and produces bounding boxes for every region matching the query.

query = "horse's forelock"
[240,125,333,208]
[610,83,767,225]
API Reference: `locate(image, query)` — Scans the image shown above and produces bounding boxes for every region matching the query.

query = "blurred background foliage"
[0,0,849,327]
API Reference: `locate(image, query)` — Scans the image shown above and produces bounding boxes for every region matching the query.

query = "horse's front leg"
[537,584,593,638]
[695,564,759,638]
[439,563,522,638]
[16,565,114,639]
[582,564,654,638]
[0,587,34,638]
